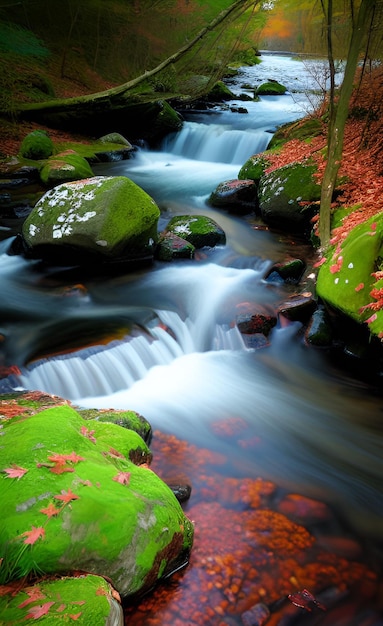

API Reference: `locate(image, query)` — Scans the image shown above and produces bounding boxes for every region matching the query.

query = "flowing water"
[2,54,382,622]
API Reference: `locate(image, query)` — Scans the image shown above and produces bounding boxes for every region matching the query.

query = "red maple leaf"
[3,465,28,479]
[18,586,46,608]
[69,613,82,620]
[40,502,62,518]
[48,452,84,465]
[288,589,326,612]
[54,489,80,504]
[25,601,54,619]
[112,471,131,485]
[22,526,45,545]
[80,426,96,444]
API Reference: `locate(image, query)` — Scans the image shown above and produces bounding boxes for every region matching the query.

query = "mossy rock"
[79,408,152,443]
[206,80,236,101]
[316,212,383,338]
[19,130,54,160]
[255,81,287,96]
[165,215,226,248]
[22,175,160,264]
[156,232,195,261]
[0,404,194,597]
[40,151,94,186]
[268,118,324,150]
[0,573,123,625]
[98,133,133,148]
[208,179,257,214]
[258,162,321,234]
[238,153,271,183]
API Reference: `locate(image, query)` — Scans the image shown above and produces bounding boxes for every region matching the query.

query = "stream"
[1,54,382,623]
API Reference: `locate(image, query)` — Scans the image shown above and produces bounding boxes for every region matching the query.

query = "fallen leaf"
[40,502,62,518]
[56,604,66,612]
[3,465,28,479]
[288,588,326,612]
[26,601,55,620]
[18,587,46,608]
[80,426,96,444]
[22,526,45,545]
[54,489,80,504]
[112,471,131,485]
[69,612,82,620]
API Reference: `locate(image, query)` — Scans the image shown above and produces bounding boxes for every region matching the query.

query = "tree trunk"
[319,0,377,248]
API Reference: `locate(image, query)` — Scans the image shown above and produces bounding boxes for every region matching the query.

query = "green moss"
[207,80,235,101]
[317,214,383,337]
[255,81,287,96]
[165,215,226,248]
[19,130,54,160]
[0,573,120,625]
[0,404,193,596]
[40,152,94,185]
[268,118,323,150]
[238,153,271,182]
[79,408,152,442]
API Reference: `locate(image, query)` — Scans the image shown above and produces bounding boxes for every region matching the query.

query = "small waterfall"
[163,122,271,164]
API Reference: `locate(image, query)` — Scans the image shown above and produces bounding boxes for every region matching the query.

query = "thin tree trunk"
[319,0,376,248]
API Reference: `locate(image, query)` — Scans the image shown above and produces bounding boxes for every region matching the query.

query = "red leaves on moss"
[18,586,46,608]
[3,465,28,479]
[80,426,96,444]
[40,502,62,518]
[113,471,131,485]
[54,489,80,504]
[21,526,45,545]
[25,601,55,620]
[37,451,85,474]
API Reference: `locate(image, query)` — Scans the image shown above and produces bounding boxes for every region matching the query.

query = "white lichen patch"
[28,224,39,237]
[174,224,192,235]
[96,240,108,247]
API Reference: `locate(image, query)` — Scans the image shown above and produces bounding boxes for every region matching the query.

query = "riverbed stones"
[164,215,226,248]
[208,178,257,214]
[0,573,123,626]
[0,403,194,598]
[21,175,160,264]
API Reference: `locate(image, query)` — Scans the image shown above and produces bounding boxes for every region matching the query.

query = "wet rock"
[278,293,317,322]
[167,483,192,503]
[208,179,258,214]
[40,151,94,186]
[207,80,236,101]
[21,175,160,265]
[164,215,226,249]
[0,573,123,626]
[238,154,271,184]
[305,306,333,346]
[1,402,194,598]
[236,311,277,336]
[266,258,306,283]
[156,231,195,261]
[255,80,287,96]
[241,602,270,626]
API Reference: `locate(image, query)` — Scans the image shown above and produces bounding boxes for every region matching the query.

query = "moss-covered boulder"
[206,80,236,101]
[79,408,152,444]
[21,175,160,264]
[316,212,383,339]
[0,404,194,597]
[258,162,321,234]
[238,154,271,183]
[156,232,195,261]
[0,574,123,625]
[19,130,54,160]
[255,80,287,96]
[164,215,226,248]
[208,179,257,214]
[40,151,94,186]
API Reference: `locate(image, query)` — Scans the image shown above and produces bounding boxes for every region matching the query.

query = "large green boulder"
[238,153,271,183]
[255,80,287,96]
[258,162,321,234]
[19,130,54,160]
[40,151,94,186]
[0,404,194,597]
[22,175,160,264]
[0,573,123,625]
[316,212,383,338]
[164,215,226,248]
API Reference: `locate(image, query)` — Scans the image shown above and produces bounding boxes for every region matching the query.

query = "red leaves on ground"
[40,502,62,518]
[288,588,326,612]
[69,613,82,620]
[18,586,46,608]
[54,489,80,504]
[25,601,54,620]
[113,471,131,485]
[21,526,45,545]
[3,465,28,479]
[80,426,97,444]
[37,451,85,474]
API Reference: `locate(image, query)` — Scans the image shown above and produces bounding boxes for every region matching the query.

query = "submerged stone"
[0,404,194,597]
[21,175,160,264]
